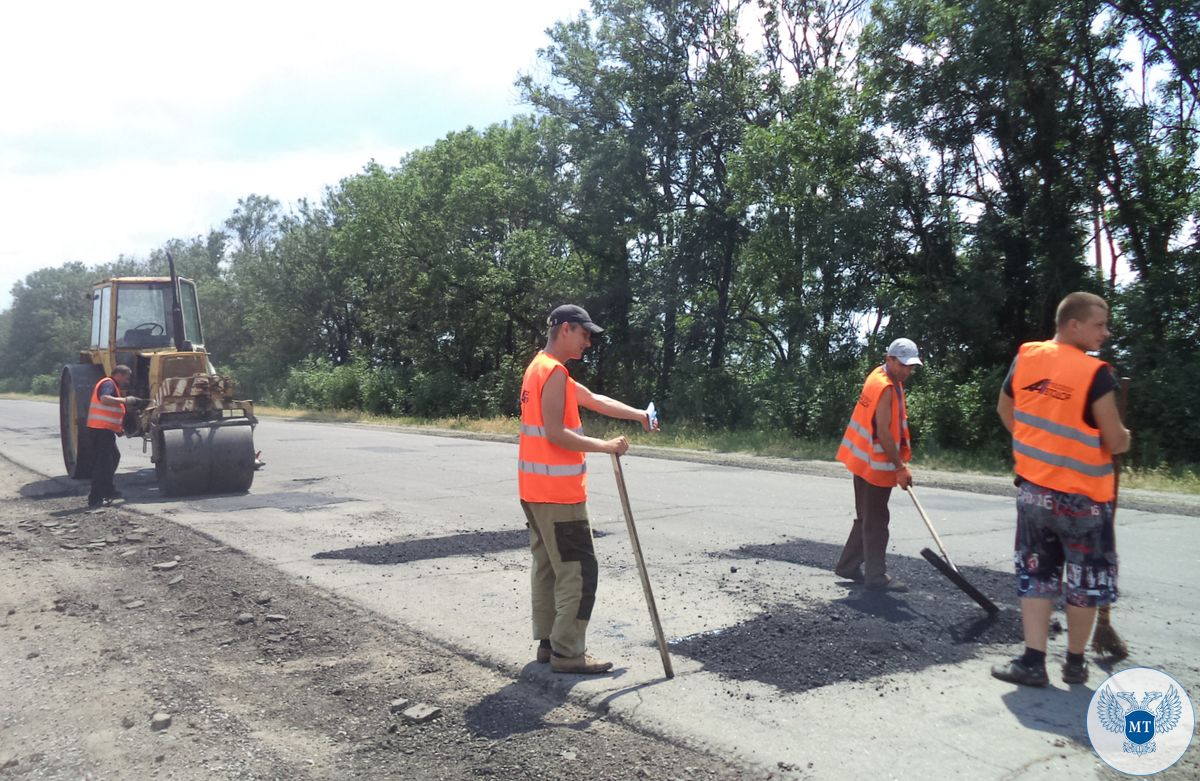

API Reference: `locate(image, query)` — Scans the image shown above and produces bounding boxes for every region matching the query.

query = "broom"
[1092,376,1130,660]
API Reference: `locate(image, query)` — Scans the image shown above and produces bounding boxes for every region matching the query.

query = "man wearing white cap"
[834,338,923,591]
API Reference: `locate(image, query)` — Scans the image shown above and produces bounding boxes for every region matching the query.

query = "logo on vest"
[1020,378,1073,400]
[1087,667,1194,775]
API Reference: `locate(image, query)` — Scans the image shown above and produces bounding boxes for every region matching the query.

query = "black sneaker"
[105,491,124,501]
[991,658,1049,687]
[87,498,103,509]
[1062,659,1089,684]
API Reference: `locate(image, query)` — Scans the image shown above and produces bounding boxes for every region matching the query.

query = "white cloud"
[0,0,589,309]
[0,145,408,280]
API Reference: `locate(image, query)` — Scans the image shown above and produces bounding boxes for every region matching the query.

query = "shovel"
[905,485,1000,615]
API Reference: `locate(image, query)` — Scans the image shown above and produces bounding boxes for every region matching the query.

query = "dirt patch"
[0,460,762,780]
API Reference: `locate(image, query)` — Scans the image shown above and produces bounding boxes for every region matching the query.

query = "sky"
[0,0,590,311]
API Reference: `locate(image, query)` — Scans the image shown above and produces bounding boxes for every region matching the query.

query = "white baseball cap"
[886,338,923,366]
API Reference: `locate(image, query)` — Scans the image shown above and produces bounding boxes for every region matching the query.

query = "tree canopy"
[2,0,1196,468]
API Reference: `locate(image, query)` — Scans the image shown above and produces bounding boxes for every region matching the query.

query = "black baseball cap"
[548,304,604,334]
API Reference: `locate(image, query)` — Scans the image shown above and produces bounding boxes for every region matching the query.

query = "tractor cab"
[93,277,201,350]
[83,277,213,401]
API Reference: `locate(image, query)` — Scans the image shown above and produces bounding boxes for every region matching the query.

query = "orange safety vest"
[1011,341,1114,502]
[518,351,587,504]
[836,365,912,488]
[86,376,126,432]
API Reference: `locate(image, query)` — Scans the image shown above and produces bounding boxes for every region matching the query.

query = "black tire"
[59,364,102,479]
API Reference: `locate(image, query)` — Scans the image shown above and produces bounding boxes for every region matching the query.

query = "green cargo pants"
[520,500,597,658]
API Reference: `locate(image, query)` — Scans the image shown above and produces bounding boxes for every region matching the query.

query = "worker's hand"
[605,436,630,456]
[124,396,147,406]
[896,465,913,490]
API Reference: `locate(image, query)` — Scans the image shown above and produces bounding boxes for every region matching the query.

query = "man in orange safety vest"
[85,364,145,508]
[518,304,657,675]
[990,291,1130,687]
[834,338,923,592]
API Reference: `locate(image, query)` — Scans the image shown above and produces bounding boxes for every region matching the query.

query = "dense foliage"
[1,0,1196,468]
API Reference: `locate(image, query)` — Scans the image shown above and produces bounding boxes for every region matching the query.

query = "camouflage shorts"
[1013,480,1118,608]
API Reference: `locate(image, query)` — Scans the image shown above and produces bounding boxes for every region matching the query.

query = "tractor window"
[114,284,172,349]
[90,289,103,347]
[179,280,204,345]
[97,286,112,348]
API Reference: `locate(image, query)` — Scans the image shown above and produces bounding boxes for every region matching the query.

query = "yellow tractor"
[58,252,259,496]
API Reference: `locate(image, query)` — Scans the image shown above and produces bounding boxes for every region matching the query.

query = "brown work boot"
[550,653,613,675]
[536,643,552,664]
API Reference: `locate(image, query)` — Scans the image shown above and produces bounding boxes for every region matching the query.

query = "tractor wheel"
[59,364,102,478]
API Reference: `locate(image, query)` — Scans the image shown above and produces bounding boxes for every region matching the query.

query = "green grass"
[1120,464,1200,494]
[9,393,1198,494]
[0,392,56,402]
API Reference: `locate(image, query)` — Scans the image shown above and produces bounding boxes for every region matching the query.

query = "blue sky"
[0,0,589,310]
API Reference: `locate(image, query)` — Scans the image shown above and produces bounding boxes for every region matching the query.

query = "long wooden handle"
[611,454,674,679]
[1100,378,1131,624]
[905,485,957,572]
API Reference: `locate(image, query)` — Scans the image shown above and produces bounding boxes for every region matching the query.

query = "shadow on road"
[19,476,80,500]
[315,530,531,565]
[1000,684,1095,746]
[314,528,610,566]
[464,662,630,739]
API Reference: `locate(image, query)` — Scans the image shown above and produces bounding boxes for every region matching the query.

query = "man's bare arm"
[997,390,1015,434]
[575,382,654,431]
[1091,390,1131,454]
[541,371,628,455]
[874,387,913,488]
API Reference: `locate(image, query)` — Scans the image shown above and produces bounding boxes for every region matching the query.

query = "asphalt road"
[2,399,1196,779]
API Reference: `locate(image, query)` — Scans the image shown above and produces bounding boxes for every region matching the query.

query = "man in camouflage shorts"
[992,292,1130,687]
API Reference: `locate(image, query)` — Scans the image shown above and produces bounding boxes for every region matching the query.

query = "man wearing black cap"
[518,304,657,674]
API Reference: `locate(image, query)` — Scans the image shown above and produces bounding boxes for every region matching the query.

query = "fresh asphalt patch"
[669,537,1025,694]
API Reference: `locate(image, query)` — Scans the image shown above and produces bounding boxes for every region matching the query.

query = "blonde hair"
[1055,292,1108,330]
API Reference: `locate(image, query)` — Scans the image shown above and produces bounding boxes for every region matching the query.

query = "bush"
[473,355,525,418]
[278,357,361,411]
[905,364,1009,458]
[29,373,59,396]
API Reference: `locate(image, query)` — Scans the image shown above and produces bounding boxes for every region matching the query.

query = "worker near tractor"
[834,338,923,592]
[518,304,657,675]
[85,364,146,508]
[991,291,1130,687]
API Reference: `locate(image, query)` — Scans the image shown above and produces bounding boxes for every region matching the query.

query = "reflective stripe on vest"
[519,423,584,438]
[836,365,911,487]
[1011,341,1114,502]
[86,377,125,432]
[518,351,588,504]
[517,460,588,477]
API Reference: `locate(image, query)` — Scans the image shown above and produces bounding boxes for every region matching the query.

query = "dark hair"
[112,364,132,377]
[1055,292,1108,330]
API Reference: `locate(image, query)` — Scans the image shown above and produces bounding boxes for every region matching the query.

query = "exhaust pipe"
[165,251,192,352]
